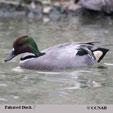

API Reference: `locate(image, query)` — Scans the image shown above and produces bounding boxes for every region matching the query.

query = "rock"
[43,16,50,23]
[43,6,52,14]
[75,0,113,14]
[68,3,81,11]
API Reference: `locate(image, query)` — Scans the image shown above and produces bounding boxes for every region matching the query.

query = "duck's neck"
[20,52,45,61]
[20,55,36,61]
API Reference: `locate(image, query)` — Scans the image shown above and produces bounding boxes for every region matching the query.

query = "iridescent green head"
[4,35,43,62]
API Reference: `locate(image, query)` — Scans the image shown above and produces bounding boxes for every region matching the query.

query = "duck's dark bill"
[4,51,16,62]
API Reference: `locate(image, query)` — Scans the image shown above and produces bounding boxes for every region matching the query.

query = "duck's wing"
[41,42,98,60]
[76,41,99,49]
[85,41,99,45]
[42,41,99,53]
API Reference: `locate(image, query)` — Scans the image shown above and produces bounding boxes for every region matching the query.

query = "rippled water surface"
[0,16,113,104]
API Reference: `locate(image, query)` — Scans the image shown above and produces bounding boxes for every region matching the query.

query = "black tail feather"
[93,48,109,62]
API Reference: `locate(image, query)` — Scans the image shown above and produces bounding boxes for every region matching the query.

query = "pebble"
[43,6,52,14]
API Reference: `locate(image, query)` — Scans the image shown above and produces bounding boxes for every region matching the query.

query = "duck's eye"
[18,43,23,47]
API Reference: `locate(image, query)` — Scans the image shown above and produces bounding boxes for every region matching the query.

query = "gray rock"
[75,0,113,14]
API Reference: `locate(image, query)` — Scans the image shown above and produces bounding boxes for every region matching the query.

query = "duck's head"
[4,35,42,62]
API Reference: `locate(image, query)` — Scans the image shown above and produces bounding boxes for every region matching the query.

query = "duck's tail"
[93,48,109,62]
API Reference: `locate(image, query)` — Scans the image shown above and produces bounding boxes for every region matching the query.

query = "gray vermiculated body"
[20,42,96,70]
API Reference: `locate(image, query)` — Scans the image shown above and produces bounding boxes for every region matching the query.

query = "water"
[0,16,113,104]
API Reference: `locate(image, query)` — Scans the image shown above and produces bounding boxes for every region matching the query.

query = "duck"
[74,0,113,14]
[4,35,109,70]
